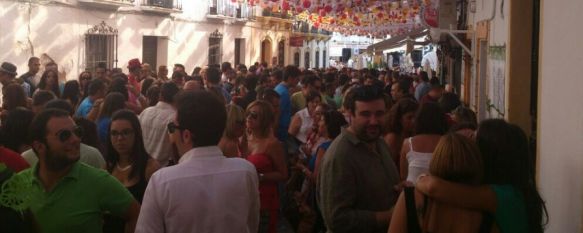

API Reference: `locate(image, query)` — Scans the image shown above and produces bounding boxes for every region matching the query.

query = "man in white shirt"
[138,82,180,166]
[136,91,260,233]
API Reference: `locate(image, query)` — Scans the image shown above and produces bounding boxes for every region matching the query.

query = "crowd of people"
[0,56,548,233]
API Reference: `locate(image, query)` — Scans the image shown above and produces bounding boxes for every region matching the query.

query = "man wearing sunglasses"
[136,91,259,233]
[13,109,140,233]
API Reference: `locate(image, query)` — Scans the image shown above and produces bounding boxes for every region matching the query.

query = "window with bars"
[85,21,118,71]
[209,30,223,66]
[294,52,300,66]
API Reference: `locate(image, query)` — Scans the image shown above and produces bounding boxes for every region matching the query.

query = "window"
[304,51,310,69]
[315,50,320,69]
[294,52,300,66]
[235,38,244,66]
[85,21,118,71]
[323,50,327,67]
[278,40,285,67]
[209,30,223,66]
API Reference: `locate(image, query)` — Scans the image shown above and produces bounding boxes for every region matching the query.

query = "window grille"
[85,21,118,71]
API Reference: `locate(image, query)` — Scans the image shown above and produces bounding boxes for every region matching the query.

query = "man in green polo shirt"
[15,109,140,233]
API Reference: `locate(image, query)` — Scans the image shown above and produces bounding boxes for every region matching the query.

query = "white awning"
[367,28,430,53]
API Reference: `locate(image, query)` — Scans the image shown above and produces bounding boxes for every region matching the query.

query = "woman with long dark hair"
[1,108,34,153]
[37,70,61,97]
[384,98,418,170]
[103,109,159,233]
[61,80,81,108]
[95,92,127,144]
[416,119,548,233]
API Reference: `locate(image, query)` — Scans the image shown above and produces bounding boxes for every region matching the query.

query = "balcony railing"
[260,9,290,19]
[140,0,182,10]
[77,0,134,10]
[208,0,255,19]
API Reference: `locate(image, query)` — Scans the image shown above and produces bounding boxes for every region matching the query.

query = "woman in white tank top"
[400,103,449,183]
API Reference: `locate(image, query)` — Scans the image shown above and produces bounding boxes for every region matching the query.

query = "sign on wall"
[488,44,506,118]
[290,36,304,47]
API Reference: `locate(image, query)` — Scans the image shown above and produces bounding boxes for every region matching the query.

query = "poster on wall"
[488,44,506,118]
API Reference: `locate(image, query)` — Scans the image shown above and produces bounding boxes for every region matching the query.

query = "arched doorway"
[261,38,272,64]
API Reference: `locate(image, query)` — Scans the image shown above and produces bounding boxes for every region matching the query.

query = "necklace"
[116,164,133,172]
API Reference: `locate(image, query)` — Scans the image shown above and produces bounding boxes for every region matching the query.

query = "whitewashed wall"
[538,1,583,232]
[0,1,289,79]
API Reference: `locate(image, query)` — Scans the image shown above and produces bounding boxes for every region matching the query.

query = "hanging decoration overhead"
[237,0,434,37]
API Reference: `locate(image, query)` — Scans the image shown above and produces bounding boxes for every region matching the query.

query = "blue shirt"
[75,97,94,118]
[97,117,111,145]
[274,83,291,142]
[414,82,431,100]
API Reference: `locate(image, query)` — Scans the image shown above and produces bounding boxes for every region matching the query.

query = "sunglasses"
[246,111,259,120]
[167,122,185,134]
[110,129,134,139]
[55,126,84,142]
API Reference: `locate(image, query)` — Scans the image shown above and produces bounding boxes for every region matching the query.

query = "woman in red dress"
[244,100,288,233]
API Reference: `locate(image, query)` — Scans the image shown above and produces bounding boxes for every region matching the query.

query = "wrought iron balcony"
[208,0,255,20]
[78,0,134,10]
[140,0,182,14]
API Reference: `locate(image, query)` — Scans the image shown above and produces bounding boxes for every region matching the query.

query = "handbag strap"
[404,187,423,233]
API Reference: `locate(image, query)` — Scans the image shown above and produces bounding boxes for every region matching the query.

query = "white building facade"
[0,0,298,78]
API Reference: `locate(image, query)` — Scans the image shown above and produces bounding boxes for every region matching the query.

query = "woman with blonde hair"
[218,104,247,157]
[244,100,288,233]
[389,133,494,233]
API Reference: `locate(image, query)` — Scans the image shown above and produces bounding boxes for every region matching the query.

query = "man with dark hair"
[204,66,231,103]
[157,65,169,81]
[414,71,431,101]
[268,69,283,89]
[19,57,40,96]
[173,63,185,73]
[75,79,106,118]
[291,73,323,114]
[390,79,413,103]
[241,74,258,109]
[95,62,107,82]
[221,61,232,83]
[31,90,56,114]
[14,108,140,233]
[318,85,399,233]
[138,82,180,166]
[23,99,105,169]
[274,65,301,142]
[136,91,259,232]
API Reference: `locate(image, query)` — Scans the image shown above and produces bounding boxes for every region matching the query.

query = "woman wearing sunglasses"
[103,109,160,233]
[244,100,288,233]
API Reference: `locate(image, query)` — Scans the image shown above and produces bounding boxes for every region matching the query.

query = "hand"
[93,99,104,109]
[394,180,414,193]
[126,84,140,96]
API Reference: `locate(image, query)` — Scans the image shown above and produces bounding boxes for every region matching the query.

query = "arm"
[313,146,326,183]
[288,113,302,137]
[86,99,103,122]
[387,192,407,233]
[415,175,497,213]
[123,201,140,233]
[399,140,410,181]
[247,167,260,233]
[264,140,288,182]
[144,159,160,181]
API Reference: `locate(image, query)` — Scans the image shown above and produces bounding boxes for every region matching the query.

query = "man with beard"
[318,85,400,233]
[13,109,140,233]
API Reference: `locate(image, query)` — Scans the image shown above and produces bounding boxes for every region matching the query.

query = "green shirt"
[291,91,328,114]
[317,129,400,233]
[492,185,528,233]
[16,162,134,233]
